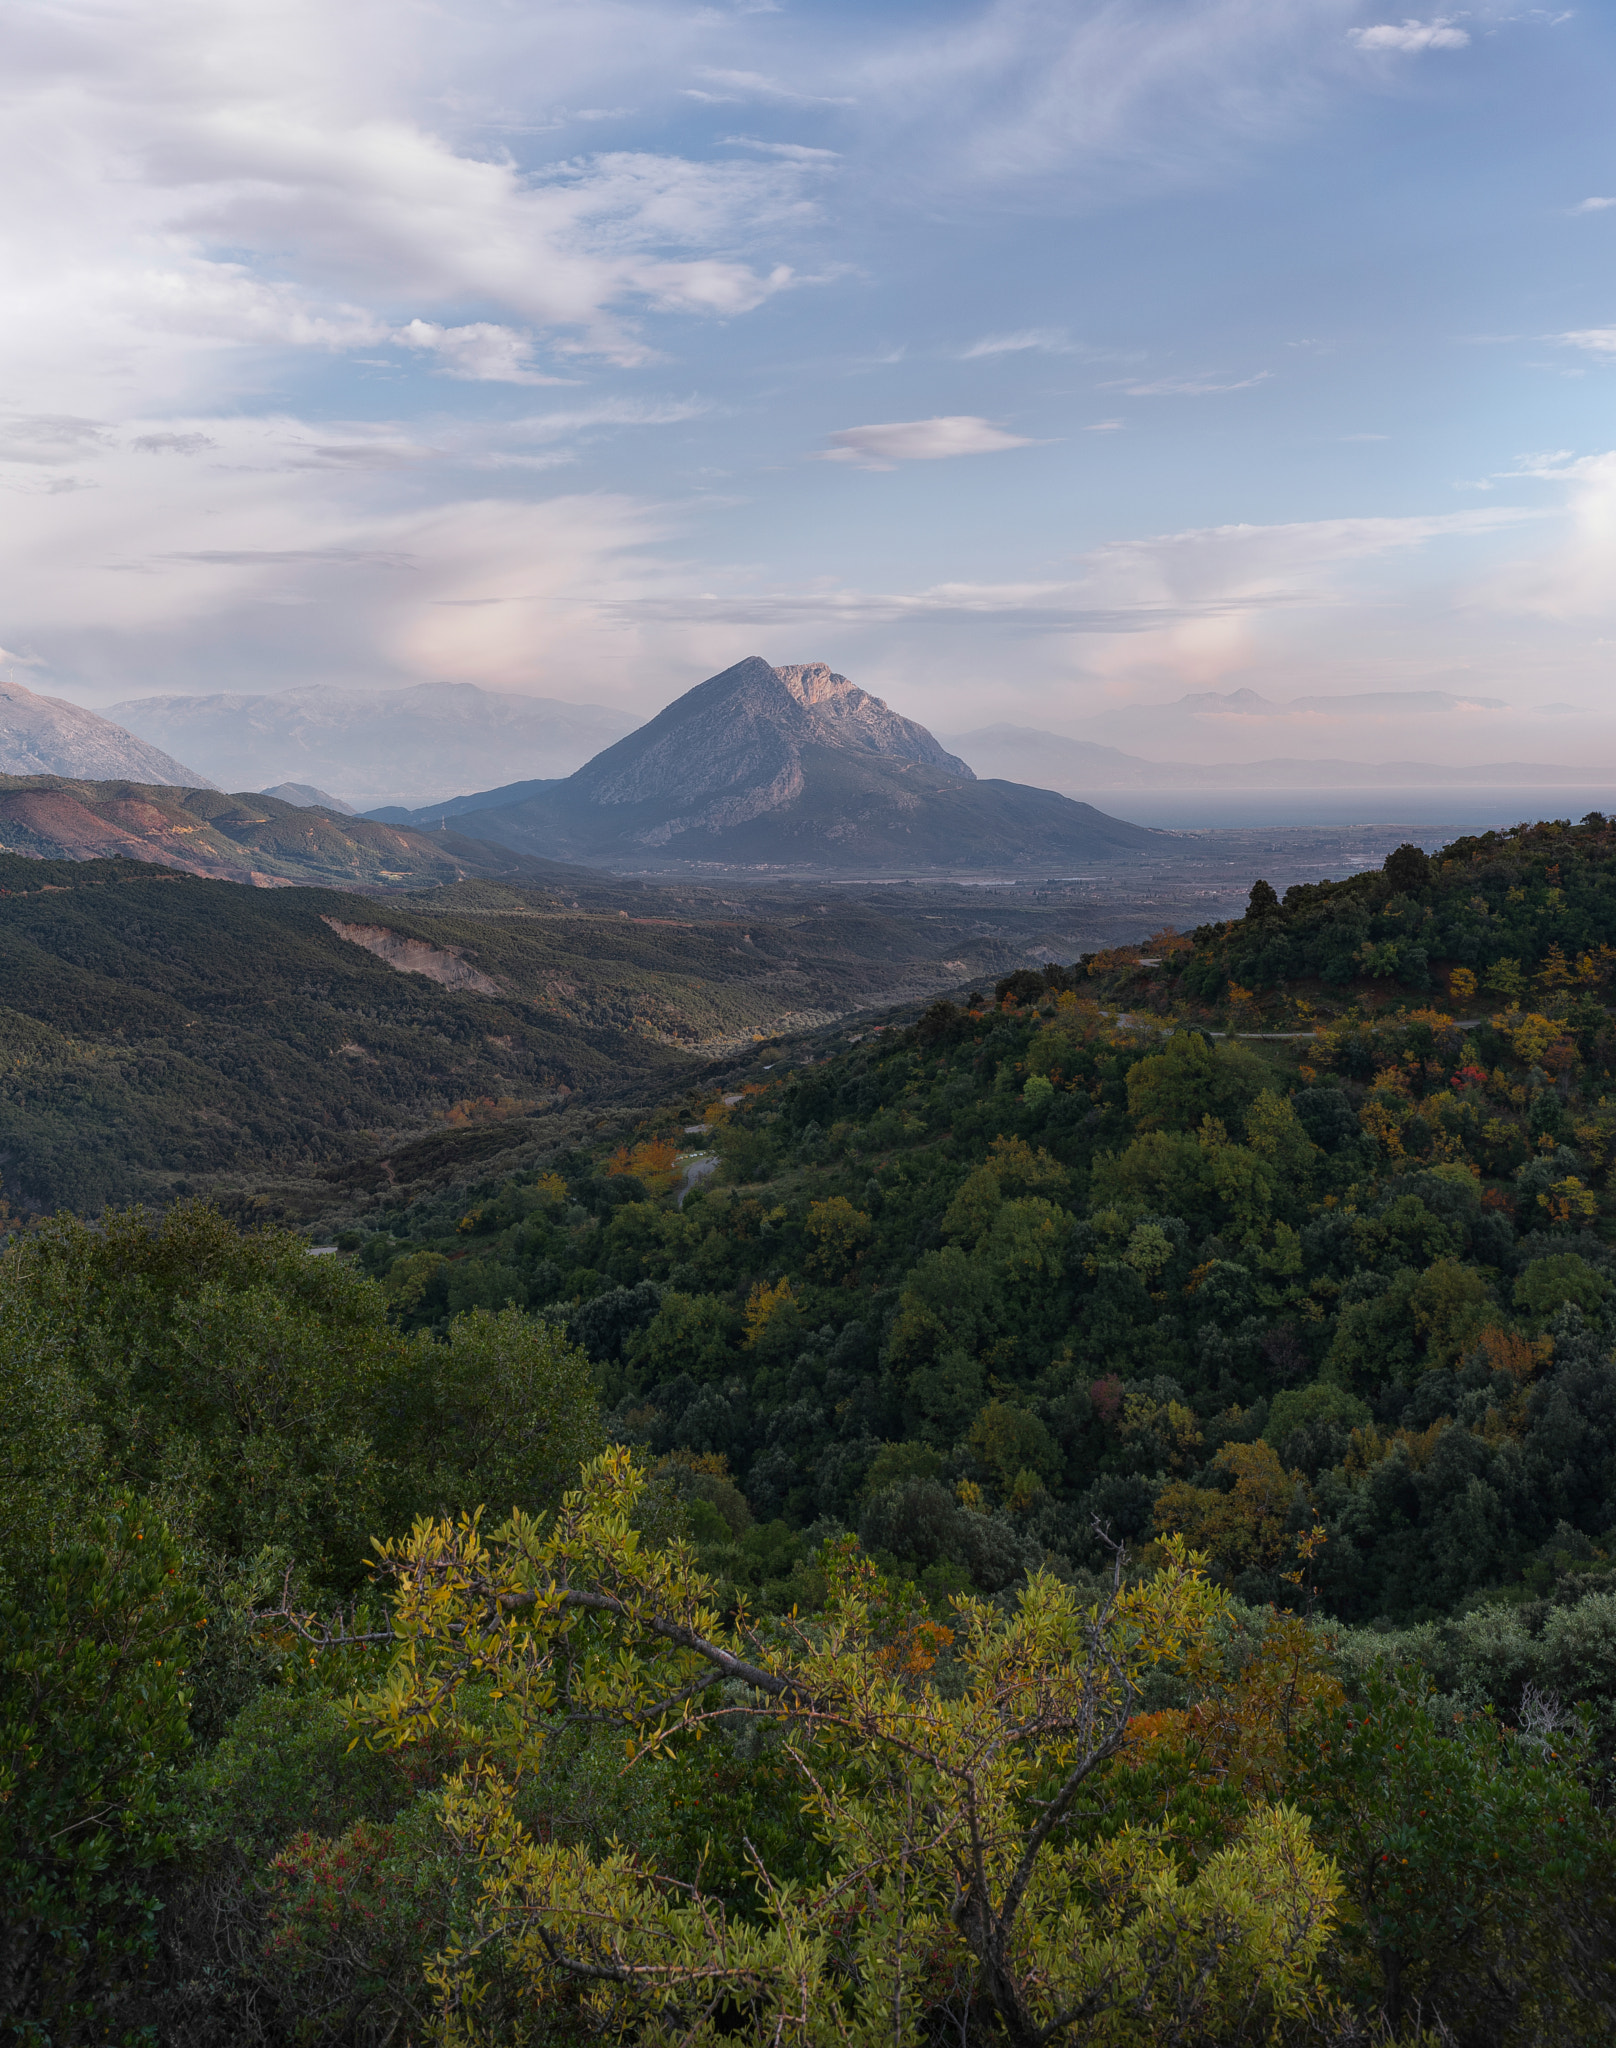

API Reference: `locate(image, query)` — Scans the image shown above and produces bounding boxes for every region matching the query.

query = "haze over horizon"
[3,0,1615,776]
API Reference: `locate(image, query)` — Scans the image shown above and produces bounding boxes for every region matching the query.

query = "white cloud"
[1113,370,1273,397]
[1558,329,1616,356]
[720,136,841,161]
[959,328,1073,359]
[693,67,855,107]
[395,321,571,384]
[0,5,831,415]
[1573,197,1616,213]
[1351,19,1471,54]
[816,416,1036,469]
[1472,450,1616,620]
[850,0,1366,199]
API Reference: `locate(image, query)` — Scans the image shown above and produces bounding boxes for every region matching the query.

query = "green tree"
[0,1498,203,2038]
[318,1451,1340,2048]
[1124,1032,1272,1136]
[1293,1668,1612,2035]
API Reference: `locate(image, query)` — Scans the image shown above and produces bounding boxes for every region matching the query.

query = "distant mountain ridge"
[0,775,562,891]
[381,656,1158,870]
[261,781,357,814]
[0,678,209,786]
[108,682,636,809]
[944,723,1609,793]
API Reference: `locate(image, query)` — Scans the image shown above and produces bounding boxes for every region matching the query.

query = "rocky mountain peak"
[774,663,973,777]
[0,678,210,787]
[572,655,971,824]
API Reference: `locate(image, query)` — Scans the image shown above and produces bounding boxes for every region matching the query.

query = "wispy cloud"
[1350,19,1471,54]
[720,137,841,160]
[1111,370,1273,397]
[815,417,1036,469]
[1556,329,1616,356]
[1573,197,1616,213]
[692,67,855,107]
[959,328,1074,359]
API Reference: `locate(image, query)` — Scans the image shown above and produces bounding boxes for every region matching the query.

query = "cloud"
[816,416,1037,469]
[1350,19,1471,53]
[720,137,841,160]
[1574,197,1616,213]
[849,0,1371,199]
[1558,329,1616,356]
[1112,370,1273,397]
[959,328,1074,359]
[693,67,855,107]
[0,416,114,464]
[1471,450,1616,620]
[395,321,572,384]
[0,9,835,415]
[613,507,1549,634]
[132,432,218,455]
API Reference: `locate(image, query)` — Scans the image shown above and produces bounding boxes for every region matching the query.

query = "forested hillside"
[7,814,1616,2044]
[357,816,1616,1632]
[0,858,1017,1213]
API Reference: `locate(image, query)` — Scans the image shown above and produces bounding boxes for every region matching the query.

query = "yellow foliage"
[1154,1441,1309,1573]
[606,1134,678,1179]
[1121,1608,1345,1804]
[1509,1012,1561,1066]
[1539,1175,1599,1225]
[1122,1394,1204,1473]
[345,1455,1338,2048]
[803,1194,873,1277]
[1342,1416,1451,1480]
[742,1274,795,1346]
[1535,943,1575,991]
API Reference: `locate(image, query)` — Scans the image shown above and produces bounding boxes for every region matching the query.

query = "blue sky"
[2,0,1614,766]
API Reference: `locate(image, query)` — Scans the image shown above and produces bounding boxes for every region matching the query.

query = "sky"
[2,0,1615,768]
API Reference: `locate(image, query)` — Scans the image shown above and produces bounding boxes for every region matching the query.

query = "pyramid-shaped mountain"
[385,657,1160,869]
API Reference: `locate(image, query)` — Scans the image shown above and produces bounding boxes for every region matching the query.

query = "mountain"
[261,781,358,814]
[106,682,638,809]
[943,723,1605,794]
[385,658,1159,870]
[0,775,566,890]
[0,677,209,785]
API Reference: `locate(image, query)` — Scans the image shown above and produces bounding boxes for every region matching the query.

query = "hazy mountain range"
[944,722,1606,794]
[108,682,636,809]
[375,657,1160,871]
[0,678,210,786]
[998,685,1615,777]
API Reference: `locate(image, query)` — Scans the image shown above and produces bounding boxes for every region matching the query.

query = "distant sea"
[1105,788,1616,834]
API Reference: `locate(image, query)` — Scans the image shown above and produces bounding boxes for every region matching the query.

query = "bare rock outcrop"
[322,919,502,993]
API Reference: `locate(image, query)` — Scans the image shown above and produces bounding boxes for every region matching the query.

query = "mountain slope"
[391,657,1159,870]
[262,781,358,814]
[0,857,1068,1214]
[0,678,209,785]
[107,682,637,809]
[0,776,565,890]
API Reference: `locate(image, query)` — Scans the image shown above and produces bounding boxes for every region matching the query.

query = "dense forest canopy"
[6,813,1616,2043]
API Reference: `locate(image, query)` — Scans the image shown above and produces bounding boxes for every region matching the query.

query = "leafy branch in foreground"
[308,1450,1341,2046]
